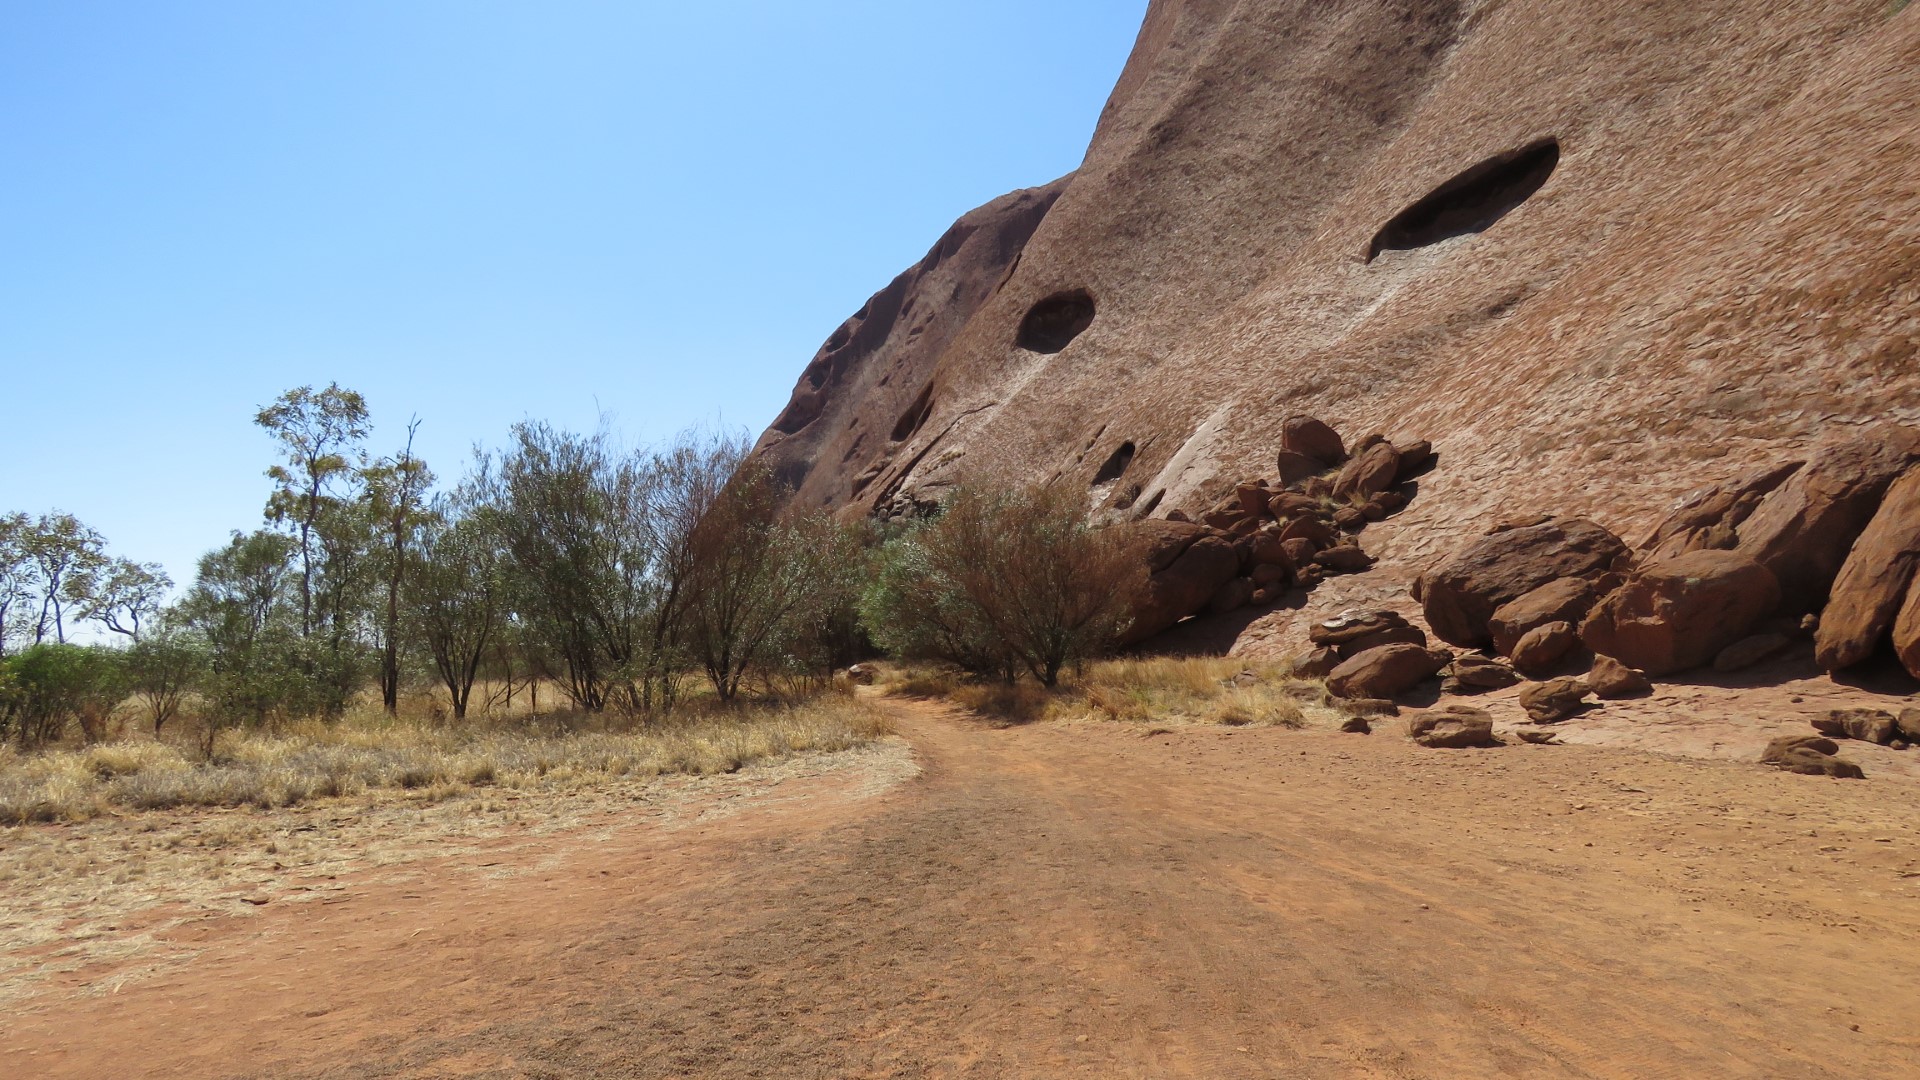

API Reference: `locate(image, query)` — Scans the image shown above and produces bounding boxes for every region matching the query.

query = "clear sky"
[1,0,1148,593]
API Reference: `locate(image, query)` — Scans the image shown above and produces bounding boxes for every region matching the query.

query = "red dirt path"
[8,698,1920,1078]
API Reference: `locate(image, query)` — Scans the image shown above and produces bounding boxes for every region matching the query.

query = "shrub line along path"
[7,696,1920,1077]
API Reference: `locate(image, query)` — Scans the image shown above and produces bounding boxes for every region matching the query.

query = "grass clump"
[882,656,1331,729]
[0,695,894,826]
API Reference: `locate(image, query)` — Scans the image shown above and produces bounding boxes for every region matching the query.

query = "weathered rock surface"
[1309,609,1409,648]
[1408,706,1498,749]
[1519,677,1590,724]
[1816,467,1920,671]
[1812,708,1897,745]
[1732,428,1920,613]
[1417,520,1629,648]
[1331,442,1399,501]
[1641,461,1804,562]
[1441,654,1519,695]
[1712,633,1792,673]
[1761,734,1840,763]
[1580,551,1781,676]
[1510,621,1578,676]
[1773,748,1866,779]
[1123,535,1240,645]
[1489,578,1599,657]
[1587,655,1652,699]
[1325,644,1449,701]
[1281,416,1346,467]
[751,3,1920,671]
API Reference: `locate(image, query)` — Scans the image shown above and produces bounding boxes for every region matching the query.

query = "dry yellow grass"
[0,695,894,826]
[877,656,1341,729]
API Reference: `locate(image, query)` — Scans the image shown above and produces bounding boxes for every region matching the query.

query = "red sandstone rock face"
[1814,468,1920,671]
[753,2,1920,658]
[1415,519,1628,649]
[1580,550,1782,676]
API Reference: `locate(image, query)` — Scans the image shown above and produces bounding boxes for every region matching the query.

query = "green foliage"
[405,502,501,720]
[1,644,128,747]
[124,629,210,734]
[860,485,1136,687]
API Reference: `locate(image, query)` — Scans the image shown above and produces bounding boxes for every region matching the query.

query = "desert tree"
[406,501,501,721]
[863,484,1136,687]
[176,530,319,742]
[123,626,209,735]
[255,383,371,638]
[19,512,108,645]
[0,513,33,656]
[0,643,127,747]
[477,422,658,713]
[75,557,172,640]
[681,461,861,701]
[364,419,434,714]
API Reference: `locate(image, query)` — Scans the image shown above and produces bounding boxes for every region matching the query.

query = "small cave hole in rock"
[891,384,935,442]
[1136,490,1165,518]
[1366,138,1560,261]
[1091,441,1136,486]
[1016,289,1097,353]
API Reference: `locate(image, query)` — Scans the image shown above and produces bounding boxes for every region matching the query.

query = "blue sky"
[0,0,1147,591]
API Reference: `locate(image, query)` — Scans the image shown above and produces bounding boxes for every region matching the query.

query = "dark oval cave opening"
[1366,138,1560,262]
[890,383,935,442]
[1016,289,1097,353]
[1092,441,1136,486]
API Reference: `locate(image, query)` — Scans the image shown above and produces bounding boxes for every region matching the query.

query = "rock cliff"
[753,0,1920,654]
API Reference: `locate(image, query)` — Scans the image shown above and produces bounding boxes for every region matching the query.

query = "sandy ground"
[6,696,1920,1078]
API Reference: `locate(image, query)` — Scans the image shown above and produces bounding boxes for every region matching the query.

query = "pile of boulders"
[1407,426,1920,685]
[1118,415,1432,645]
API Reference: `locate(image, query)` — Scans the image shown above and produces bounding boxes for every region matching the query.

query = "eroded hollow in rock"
[1366,138,1560,261]
[1092,441,1136,486]
[891,383,935,442]
[1016,289,1097,353]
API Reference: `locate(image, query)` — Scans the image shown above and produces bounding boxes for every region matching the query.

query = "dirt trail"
[8,699,1920,1078]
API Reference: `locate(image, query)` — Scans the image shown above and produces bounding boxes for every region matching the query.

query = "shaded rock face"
[1415,519,1628,648]
[751,1,1920,593]
[1580,550,1782,675]
[1730,428,1920,614]
[1816,467,1920,672]
[751,179,1070,507]
[1123,534,1240,645]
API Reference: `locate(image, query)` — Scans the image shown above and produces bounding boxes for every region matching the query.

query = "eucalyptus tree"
[255,383,371,638]
[75,557,172,640]
[406,502,500,720]
[20,512,107,646]
[365,420,434,714]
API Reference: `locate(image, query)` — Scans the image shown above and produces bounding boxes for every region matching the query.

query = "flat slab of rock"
[1812,708,1897,745]
[1734,426,1920,613]
[1490,578,1599,657]
[1441,653,1518,695]
[1408,705,1498,748]
[1774,748,1866,779]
